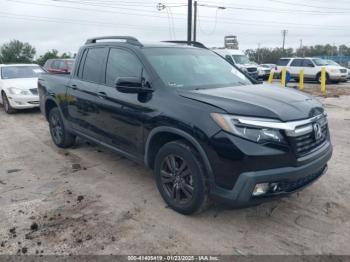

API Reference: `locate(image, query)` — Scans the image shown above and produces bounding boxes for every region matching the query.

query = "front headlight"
[211,113,286,144]
[329,69,340,73]
[7,87,30,96]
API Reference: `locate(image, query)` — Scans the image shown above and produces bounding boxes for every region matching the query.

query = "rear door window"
[290,59,303,67]
[77,50,88,79]
[277,59,290,66]
[82,48,108,83]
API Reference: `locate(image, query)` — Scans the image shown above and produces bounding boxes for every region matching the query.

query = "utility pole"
[193,1,197,41]
[281,29,288,53]
[187,0,193,43]
[257,43,261,64]
[299,39,303,57]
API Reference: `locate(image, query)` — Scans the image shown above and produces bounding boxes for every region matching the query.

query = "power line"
[266,0,350,10]
[4,0,350,32]
[10,0,350,16]
[0,11,177,30]
[200,1,350,15]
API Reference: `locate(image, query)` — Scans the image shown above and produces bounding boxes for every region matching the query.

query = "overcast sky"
[0,0,349,57]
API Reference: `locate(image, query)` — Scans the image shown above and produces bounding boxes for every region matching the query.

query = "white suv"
[273,57,348,83]
[213,49,258,79]
[0,64,44,114]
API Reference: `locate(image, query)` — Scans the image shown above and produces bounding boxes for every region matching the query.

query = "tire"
[2,92,16,114]
[317,73,329,84]
[48,107,75,148]
[154,140,209,215]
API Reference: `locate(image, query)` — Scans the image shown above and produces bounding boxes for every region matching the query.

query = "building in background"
[224,35,239,50]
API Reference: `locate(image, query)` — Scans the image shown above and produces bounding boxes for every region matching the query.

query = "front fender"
[144,126,215,187]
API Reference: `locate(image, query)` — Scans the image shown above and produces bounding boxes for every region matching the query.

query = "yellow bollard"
[299,69,304,91]
[267,70,274,84]
[321,67,326,96]
[281,67,287,87]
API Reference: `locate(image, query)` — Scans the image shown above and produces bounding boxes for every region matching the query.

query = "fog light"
[252,183,269,196]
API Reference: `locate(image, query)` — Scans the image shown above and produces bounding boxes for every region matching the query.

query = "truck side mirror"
[115,77,153,94]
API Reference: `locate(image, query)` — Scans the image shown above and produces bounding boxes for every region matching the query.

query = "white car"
[258,64,275,80]
[325,60,349,82]
[273,57,348,83]
[212,49,258,79]
[0,64,44,114]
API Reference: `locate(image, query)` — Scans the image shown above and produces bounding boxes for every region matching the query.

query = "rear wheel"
[49,107,75,148]
[154,140,209,215]
[2,92,16,114]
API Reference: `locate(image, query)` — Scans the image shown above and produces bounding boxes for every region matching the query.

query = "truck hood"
[179,83,324,122]
[1,78,38,90]
[238,64,257,69]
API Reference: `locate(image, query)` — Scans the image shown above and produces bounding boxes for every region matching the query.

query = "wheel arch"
[316,71,330,78]
[1,89,6,103]
[44,98,59,121]
[145,127,214,184]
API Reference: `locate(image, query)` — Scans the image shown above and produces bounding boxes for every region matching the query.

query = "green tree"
[245,47,293,64]
[0,40,36,63]
[36,50,72,66]
[36,49,59,66]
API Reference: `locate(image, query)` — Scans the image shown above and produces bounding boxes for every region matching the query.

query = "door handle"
[97,91,107,99]
[71,84,78,90]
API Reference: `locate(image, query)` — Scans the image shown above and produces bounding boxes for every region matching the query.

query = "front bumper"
[258,70,271,77]
[7,94,40,109]
[329,73,348,81]
[210,142,332,206]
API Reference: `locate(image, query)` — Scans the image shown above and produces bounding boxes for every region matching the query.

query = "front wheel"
[2,92,16,114]
[154,140,209,215]
[317,73,329,84]
[48,107,75,148]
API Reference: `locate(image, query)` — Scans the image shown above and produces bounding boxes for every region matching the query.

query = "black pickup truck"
[38,36,332,214]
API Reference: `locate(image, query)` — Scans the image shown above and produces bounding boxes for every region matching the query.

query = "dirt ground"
[0,86,350,256]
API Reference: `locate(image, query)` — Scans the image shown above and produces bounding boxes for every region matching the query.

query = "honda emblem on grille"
[313,122,322,140]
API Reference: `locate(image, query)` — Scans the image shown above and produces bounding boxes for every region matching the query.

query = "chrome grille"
[340,69,347,73]
[247,68,257,73]
[289,116,328,157]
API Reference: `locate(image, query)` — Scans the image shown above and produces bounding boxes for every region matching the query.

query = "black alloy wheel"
[48,107,75,148]
[160,154,194,205]
[155,140,209,214]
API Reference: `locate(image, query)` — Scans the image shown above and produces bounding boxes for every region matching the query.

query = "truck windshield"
[1,66,44,79]
[232,55,250,65]
[143,48,251,89]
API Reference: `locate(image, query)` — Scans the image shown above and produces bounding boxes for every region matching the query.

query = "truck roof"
[0,64,39,67]
[212,49,245,55]
[83,36,206,50]
[84,41,202,50]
